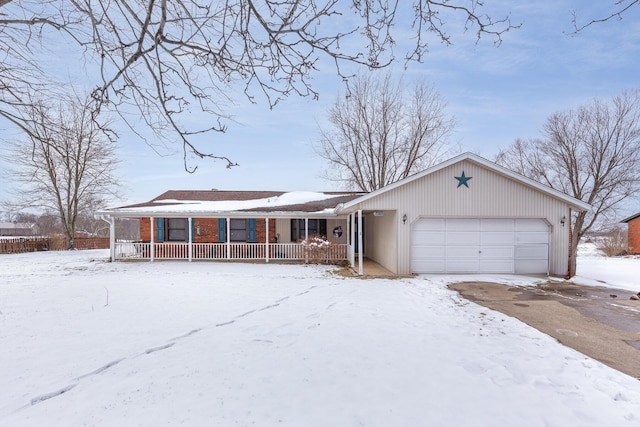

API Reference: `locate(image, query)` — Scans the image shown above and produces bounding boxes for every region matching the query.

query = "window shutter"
[190,219,195,243]
[156,218,165,242]
[218,218,226,242]
[248,218,257,242]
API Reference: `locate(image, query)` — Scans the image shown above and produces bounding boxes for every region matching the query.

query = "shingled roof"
[107,189,365,217]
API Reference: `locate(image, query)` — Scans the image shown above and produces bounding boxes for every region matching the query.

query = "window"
[230,218,247,242]
[291,219,327,241]
[219,218,257,242]
[167,218,187,241]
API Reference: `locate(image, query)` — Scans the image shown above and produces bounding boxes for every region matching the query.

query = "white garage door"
[411,218,549,274]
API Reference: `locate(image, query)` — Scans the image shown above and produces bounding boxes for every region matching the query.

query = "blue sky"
[1,1,639,213]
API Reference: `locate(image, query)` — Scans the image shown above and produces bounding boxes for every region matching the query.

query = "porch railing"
[114,241,347,262]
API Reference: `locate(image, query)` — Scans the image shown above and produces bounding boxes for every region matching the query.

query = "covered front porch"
[113,240,348,262]
[97,190,373,272]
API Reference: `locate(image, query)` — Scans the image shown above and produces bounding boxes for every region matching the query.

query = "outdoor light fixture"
[560,216,567,227]
[402,214,408,224]
[373,211,384,217]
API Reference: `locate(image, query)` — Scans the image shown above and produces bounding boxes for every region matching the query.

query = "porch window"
[290,219,327,241]
[167,218,188,241]
[230,218,247,242]
[219,218,258,242]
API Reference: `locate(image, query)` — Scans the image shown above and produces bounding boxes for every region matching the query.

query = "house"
[0,222,34,236]
[621,212,640,254]
[98,153,591,277]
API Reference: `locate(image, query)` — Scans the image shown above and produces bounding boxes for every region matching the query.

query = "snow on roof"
[101,191,364,218]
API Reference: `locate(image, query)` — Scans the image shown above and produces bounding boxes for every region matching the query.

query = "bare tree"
[2,94,120,248]
[316,72,455,191]
[0,1,518,171]
[571,1,639,33]
[495,90,640,276]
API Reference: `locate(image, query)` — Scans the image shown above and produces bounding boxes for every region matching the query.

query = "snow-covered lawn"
[1,248,639,426]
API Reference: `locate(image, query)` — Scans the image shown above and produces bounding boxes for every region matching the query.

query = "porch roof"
[98,190,365,219]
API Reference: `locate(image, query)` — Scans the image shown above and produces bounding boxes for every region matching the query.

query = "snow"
[573,242,640,292]
[1,247,639,426]
[114,191,351,214]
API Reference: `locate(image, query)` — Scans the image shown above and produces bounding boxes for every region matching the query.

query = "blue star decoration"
[455,171,472,188]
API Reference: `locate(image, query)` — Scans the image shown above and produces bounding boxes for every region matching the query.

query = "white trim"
[109,217,115,262]
[97,210,349,219]
[188,217,193,262]
[336,152,591,213]
[150,217,155,263]
[358,209,363,275]
[226,218,230,260]
[266,218,270,263]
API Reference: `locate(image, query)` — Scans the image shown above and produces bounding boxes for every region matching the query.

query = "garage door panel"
[446,259,479,272]
[515,245,548,258]
[446,219,480,231]
[480,246,514,259]
[516,259,548,274]
[480,260,514,273]
[411,218,548,274]
[481,219,515,231]
[481,232,515,245]
[414,259,446,273]
[412,245,445,259]
[446,246,479,259]
[413,230,446,245]
[516,232,548,244]
[447,232,480,245]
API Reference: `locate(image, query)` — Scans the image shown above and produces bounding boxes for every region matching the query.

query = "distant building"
[0,222,35,236]
[621,212,640,255]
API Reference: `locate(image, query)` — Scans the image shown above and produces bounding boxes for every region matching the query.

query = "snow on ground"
[1,249,639,426]
[573,242,640,292]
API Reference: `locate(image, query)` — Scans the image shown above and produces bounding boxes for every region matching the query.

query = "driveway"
[450,281,640,379]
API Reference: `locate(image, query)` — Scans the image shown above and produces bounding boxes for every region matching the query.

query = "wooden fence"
[0,236,109,254]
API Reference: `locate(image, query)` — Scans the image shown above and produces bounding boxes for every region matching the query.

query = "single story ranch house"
[98,153,590,277]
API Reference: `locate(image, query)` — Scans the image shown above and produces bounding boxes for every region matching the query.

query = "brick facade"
[628,216,640,254]
[139,217,276,243]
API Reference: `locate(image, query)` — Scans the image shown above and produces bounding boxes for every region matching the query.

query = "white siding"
[363,211,397,273]
[346,160,571,276]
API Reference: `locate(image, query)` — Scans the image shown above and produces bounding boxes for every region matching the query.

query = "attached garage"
[337,152,591,277]
[411,218,549,274]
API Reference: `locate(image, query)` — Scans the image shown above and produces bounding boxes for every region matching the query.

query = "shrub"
[300,235,333,264]
[596,229,628,257]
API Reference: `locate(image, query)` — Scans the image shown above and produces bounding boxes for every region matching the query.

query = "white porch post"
[226,218,231,260]
[350,213,355,268]
[109,217,115,262]
[188,217,193,262]
[150,216,155,263]
[358,209,363,275]
[305,218,309,263]
[265,218,270,263]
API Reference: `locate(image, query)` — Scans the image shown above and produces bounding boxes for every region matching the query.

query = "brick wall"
[140,217,276,243]
[629,217,640,254]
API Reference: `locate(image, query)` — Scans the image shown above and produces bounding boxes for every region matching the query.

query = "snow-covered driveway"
[1,250,639,426]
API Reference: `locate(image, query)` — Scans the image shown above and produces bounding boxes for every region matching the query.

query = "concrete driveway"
[450,281,640,380]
